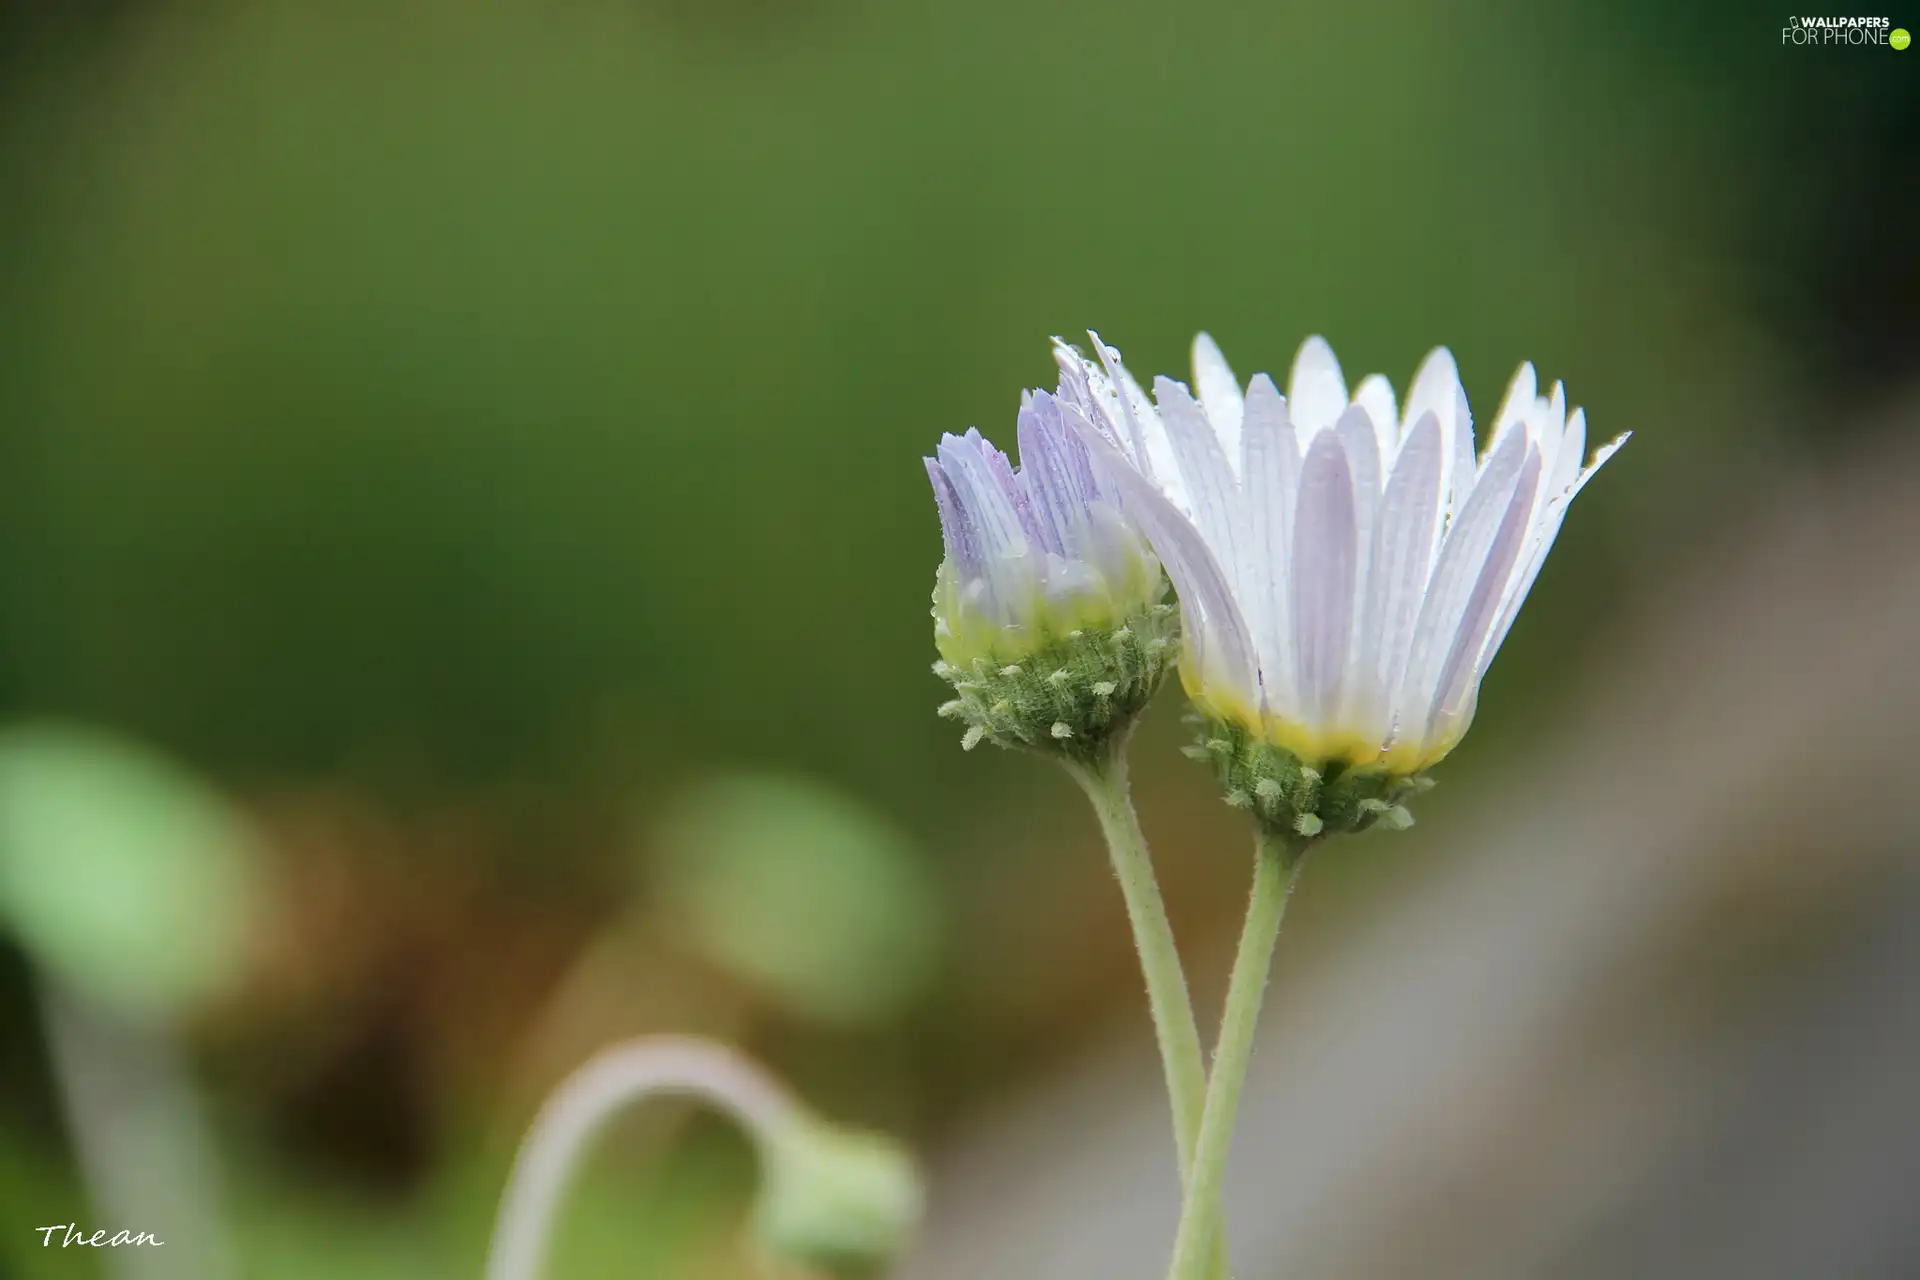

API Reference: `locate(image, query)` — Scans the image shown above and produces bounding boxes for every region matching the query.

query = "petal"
[1349,411,1445,745]
[1485,361,1537,466]
[1483,427,1629,663]
[1067,406,1261,709]
[1337,402,1383,499]
[1053,395,1126,508]
[1390,426,1530,753]
[1402,347,1460,430]
[937,432,1028,565]
[925,456,980,571]
[1291,428,1358,729]
[1336,401,1383,597]
[1239,373,1300,716]
[1191,332,1245,468]
[1548,404,1587,500]
[1016,392,1090,557]
[1023,390,1154,599]
[1090,332,1183,508]
[1353,373,1399,460]
[1288,335,1348,434]
[1577,429,1630,491]
[1450,407,1478,519]
[976,427,1021,494]
[1522,384,1570,516]
[1053,336,1187,513]
[1424,444,1543,748]
[1153,376,1244,580]
[1404,347,1475,525]
[1334,404,1385,731]
[1051,338,1108,438]
[975,426,1046,547]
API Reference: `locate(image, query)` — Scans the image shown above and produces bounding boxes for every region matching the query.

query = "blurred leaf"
[650,775,942,1023]
[0,722,258,1019]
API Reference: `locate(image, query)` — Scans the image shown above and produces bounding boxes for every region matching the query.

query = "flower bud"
[926,388,1176,760]
[754,1117,923,1276]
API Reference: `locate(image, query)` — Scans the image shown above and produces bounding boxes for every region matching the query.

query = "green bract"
[934,601,1178,763]
[1185,715,1431,839]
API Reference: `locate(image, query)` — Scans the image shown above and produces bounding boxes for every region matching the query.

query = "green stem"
[1062,745,1210,1184]
[1165,830,1312,1280]
[1064,744,1231,1279]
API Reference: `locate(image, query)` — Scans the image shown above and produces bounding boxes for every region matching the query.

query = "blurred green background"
[0,0,1912,1276]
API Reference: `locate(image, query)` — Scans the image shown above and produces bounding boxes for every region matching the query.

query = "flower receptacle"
[1188,715,1430,839]
[933,603,1178,763]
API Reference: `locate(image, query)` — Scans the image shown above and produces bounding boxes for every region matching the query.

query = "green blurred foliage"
[0,721,257,1018]
[650,773,942,1023]
[0,0,1783,801]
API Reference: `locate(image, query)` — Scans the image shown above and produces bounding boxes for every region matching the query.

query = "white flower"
[1055,331,1627,775]
[925,391,1163,669]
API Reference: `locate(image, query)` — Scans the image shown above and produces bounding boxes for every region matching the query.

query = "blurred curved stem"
[1062,741,1226,1278]
[1165,832,1312,1280]
[485,1036,800,1280]
[40,980,237,1280]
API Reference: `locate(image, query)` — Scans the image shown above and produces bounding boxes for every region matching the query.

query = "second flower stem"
[1064,745,1209,1182]
[1065,743,1229,1280]
[1165,829,1312,1280]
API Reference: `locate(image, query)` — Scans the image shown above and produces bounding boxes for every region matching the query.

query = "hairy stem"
[1063,745,1208,1177]
[1063,741,1226,1277]
[1165,831,1312,1280]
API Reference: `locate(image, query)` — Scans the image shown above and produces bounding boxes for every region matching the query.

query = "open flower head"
[926,389,1177,758]
[1056,332,1626,833]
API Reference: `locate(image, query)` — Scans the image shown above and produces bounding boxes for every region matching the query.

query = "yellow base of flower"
[930,552,1164,672]
[1182,682,1465,777]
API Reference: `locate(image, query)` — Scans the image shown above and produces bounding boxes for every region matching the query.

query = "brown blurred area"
[0,0,1914,1277]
